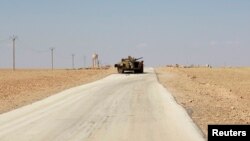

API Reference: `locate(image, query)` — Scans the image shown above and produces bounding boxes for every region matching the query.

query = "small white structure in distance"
[92,53,99,68]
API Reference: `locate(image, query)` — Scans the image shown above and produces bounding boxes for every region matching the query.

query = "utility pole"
[83,55,86,68]
[50,48,55,70]
[72,54,75,69]
[10,35,18,71]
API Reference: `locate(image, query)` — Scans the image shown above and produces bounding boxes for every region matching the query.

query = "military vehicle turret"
[114,56,144,73]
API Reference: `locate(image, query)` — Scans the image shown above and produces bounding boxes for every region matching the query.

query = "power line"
[0,38,10,49]
[0,38,9,44]
[18,40,50,53]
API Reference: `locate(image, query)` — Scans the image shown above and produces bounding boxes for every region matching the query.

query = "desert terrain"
[156,67,250,137]
[0,68,115,114]
[0,67,249,140]
[0,68,204,141]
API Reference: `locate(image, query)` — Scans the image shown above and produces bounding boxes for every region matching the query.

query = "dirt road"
[0,68,204,141]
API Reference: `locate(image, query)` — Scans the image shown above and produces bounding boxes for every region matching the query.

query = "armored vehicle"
[114,56,144,73]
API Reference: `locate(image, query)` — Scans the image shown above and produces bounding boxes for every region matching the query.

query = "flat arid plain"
[0,67,249,140]
[156,67,250,136]
[0,68,115,114]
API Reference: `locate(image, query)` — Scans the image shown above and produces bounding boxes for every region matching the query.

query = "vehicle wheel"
[118,68,124,73]
[140,68,144,73]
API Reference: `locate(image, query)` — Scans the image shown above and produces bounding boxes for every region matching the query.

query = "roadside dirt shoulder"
[155,67,250,137]
[0,68,115,114]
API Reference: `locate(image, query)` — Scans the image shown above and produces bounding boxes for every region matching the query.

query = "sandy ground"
[0,68,204,141]
[0,68,115,114]
[155,67,250,137]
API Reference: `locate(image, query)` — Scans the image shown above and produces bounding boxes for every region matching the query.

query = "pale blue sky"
[0,0,249,68]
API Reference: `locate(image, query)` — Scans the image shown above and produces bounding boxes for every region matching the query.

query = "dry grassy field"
[0,68,115,114]
[156,67,250,136]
